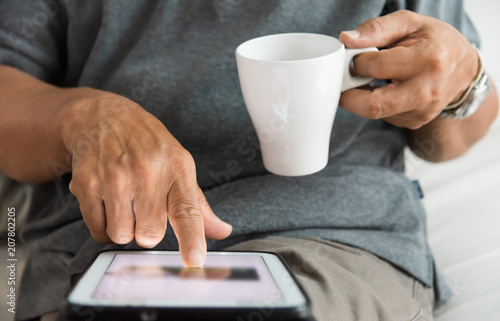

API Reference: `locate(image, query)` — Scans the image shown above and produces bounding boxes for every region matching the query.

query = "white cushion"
[406,98,500,320]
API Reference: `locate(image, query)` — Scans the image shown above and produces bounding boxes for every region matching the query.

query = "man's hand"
[0,65,231,267]
[60,89,232,267]
[339,10,480,129]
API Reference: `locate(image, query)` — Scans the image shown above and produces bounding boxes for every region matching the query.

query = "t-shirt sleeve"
[456,13,481,49]
[0,0,67,84]
[423,1,481,48]
[389,0,481,48]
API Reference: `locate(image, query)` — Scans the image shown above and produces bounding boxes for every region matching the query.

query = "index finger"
[167,178,206,268]
[352,46,419,80]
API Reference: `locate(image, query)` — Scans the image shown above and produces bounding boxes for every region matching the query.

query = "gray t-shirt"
[0,0,479,319]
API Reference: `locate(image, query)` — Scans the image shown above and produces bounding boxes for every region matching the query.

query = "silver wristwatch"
[440,47,490,119]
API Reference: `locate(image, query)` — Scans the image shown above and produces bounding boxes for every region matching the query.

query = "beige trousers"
[226,237,434,321]
[42,236,434,321]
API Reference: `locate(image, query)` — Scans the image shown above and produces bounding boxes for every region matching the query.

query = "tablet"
[64,250,312,321]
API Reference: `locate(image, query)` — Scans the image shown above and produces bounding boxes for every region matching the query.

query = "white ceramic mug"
[235,33,377,176]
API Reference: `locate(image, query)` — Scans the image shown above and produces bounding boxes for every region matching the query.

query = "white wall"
[464,0,500,87]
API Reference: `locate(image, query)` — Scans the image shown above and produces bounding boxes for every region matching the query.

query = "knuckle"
[362,17,384,35]
[106,170,129,193]
[429,86,446,104]
[415,85,430,104]
[135,224,164,238]
[365,94,384,119]
[198,194,210,210]
[85,174,101,190]
[367,104,383,119]
[68,179,78,195]
[169,149,196,178]
[103,161,121,179]
[170,201,202,224]
[132,150,164,173]
[82,214,105,234]
[419,84,445,105]
[69,174,100,197]
[134,158,158,178]
[172,148,195,167]
[427,47,451,74]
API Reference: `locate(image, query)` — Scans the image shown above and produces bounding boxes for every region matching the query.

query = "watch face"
[460,73,490,118]
[441,72,490,119]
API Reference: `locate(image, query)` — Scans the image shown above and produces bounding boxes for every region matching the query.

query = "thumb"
[339,10,423,48]
[197,188,232,240]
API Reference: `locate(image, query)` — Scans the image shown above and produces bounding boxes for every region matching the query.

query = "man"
[0,1,497,320]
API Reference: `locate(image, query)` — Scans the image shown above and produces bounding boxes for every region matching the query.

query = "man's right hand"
[59,89,232,267]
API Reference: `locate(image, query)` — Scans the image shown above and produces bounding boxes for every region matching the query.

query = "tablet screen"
[91,253,283,303]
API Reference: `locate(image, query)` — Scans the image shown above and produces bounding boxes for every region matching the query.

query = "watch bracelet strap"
[444,45,484,110]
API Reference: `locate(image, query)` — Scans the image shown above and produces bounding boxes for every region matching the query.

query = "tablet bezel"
[67,250,308,309]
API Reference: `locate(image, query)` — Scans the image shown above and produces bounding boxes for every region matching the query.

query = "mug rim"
[235,32,345,63]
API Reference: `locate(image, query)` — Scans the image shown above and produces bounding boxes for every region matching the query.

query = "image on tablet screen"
[92,254,283,303]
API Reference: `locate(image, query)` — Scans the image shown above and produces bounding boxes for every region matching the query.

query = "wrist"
[440,46,489,119]
[448,44,481,106]
[55,87,113,158]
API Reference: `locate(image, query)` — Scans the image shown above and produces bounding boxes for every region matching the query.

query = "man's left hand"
[339,10,479,129]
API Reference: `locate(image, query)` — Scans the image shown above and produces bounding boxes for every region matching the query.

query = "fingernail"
[188,249,205,268]
[137,238,159,249]
[342,30,361,39]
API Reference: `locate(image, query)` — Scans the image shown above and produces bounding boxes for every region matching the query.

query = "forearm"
[0,65,78,183]
[407,78,498,162]
[0,66,232,259]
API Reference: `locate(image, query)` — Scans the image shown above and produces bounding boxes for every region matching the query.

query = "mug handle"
[341,47,379,92]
